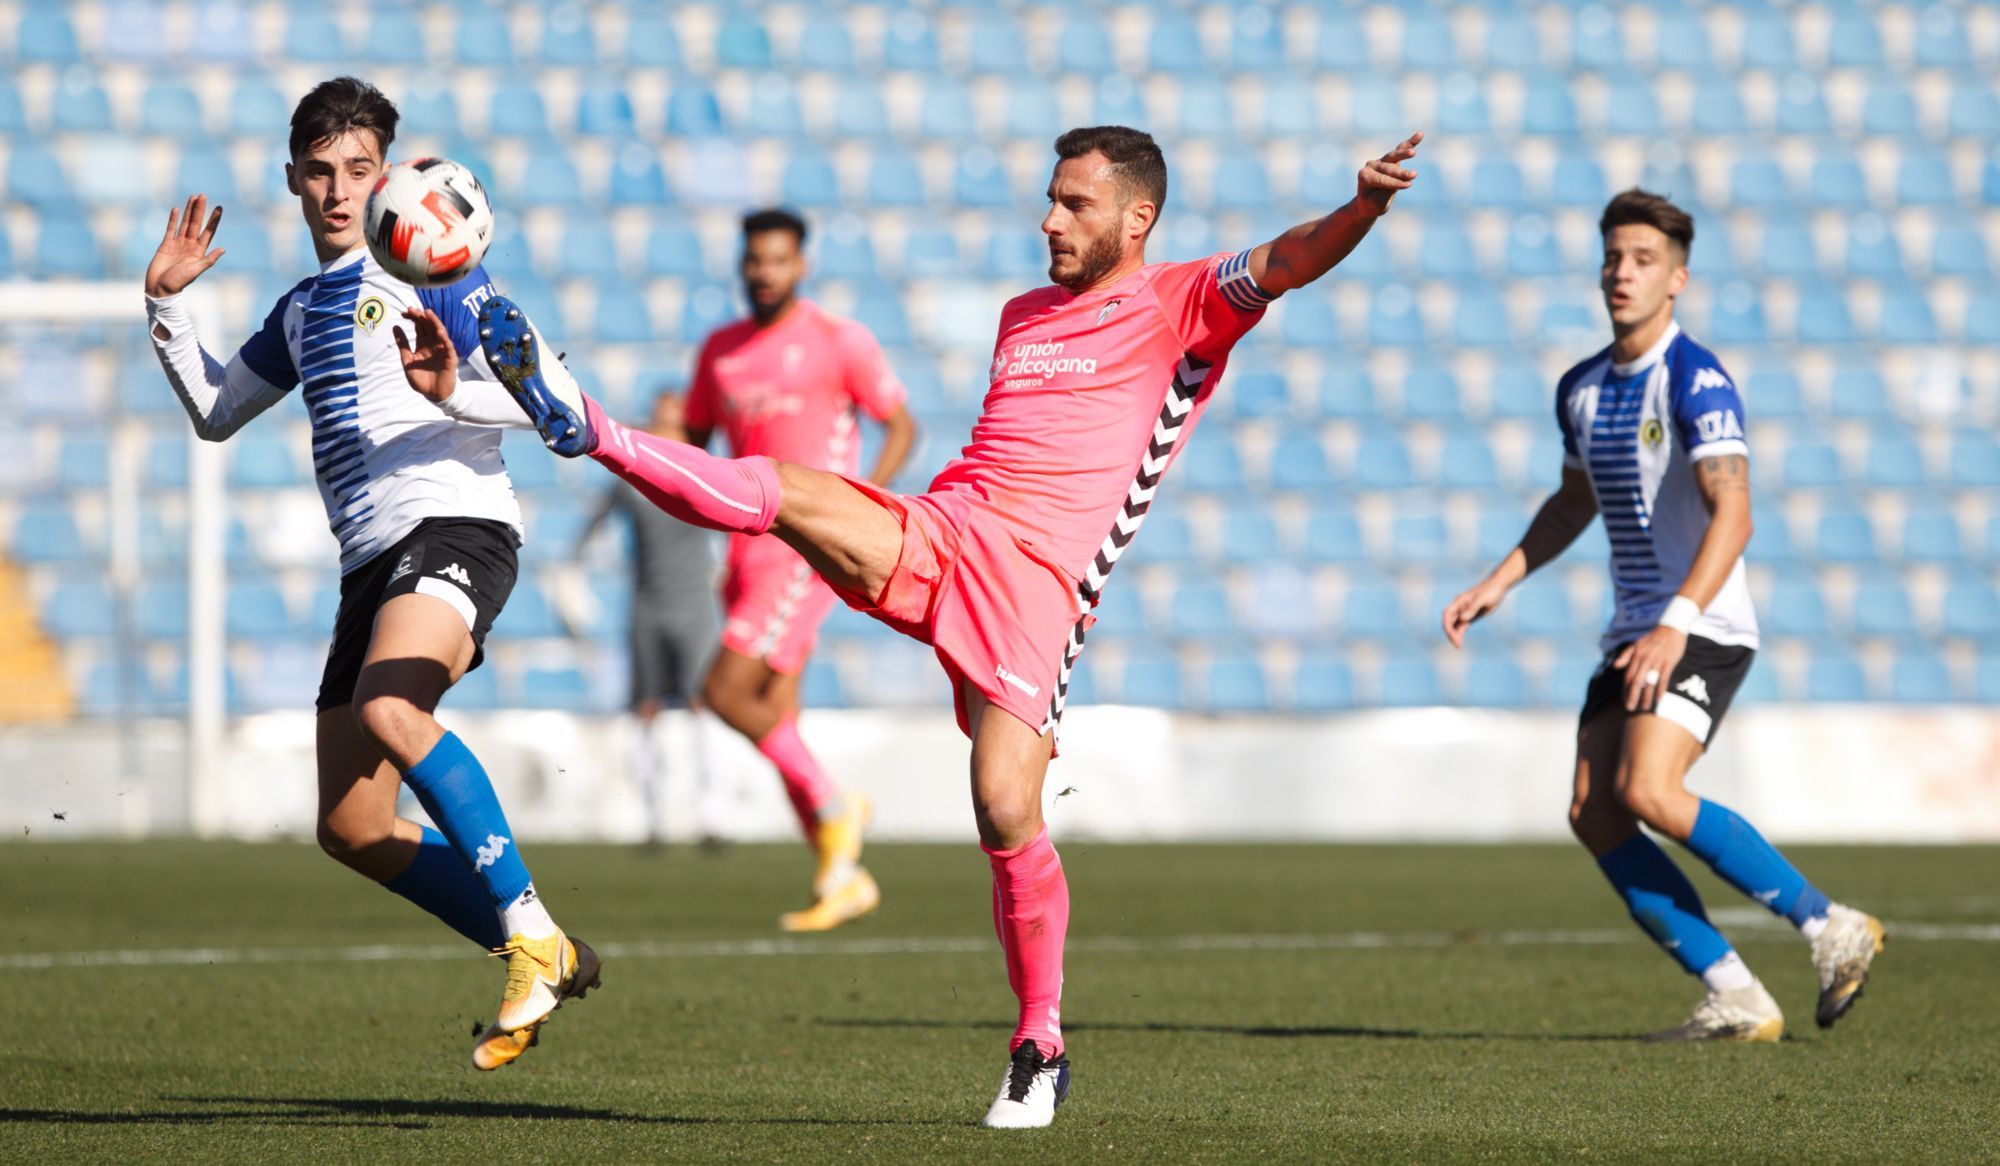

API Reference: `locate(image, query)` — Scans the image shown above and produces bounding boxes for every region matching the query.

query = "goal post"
[0,280,230,835]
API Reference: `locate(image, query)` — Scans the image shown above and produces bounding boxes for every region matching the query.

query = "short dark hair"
[289,76,398,162]
[741,207,808,246]
[1599,189,1694,258]
[1054,126,1168,223]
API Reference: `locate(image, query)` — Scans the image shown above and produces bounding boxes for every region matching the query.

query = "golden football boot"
[470,934,601,1071]
[780,867,882,932]
[1647,982,1785,1043]
[810,792,872,902]
[1811,905,1887,1029]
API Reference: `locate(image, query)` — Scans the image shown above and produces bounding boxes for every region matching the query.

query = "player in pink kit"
[478,126,1422,1128]
[685,209,918,932]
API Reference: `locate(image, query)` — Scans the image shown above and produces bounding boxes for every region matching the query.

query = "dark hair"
[289,76,398,162]
[1599,189,1694,257]
[1054,126,1168,223]
[742,207,809,246]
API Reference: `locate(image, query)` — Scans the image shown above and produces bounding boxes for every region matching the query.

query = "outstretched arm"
[145,194,292,441]
[1442,466,1598,647]
[1248,132,1423,295]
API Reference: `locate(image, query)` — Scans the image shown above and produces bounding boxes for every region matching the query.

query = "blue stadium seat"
[1953,430,2000,487]
[522,666,594,711]
[1828,369,1891,419]
[557,220,621,279]
[577,84,635,138]
[1121,651,1186,709]
[1229,372,1293,420]
[849,293,910,348]
[1780,436,1842,487]
[35,213,103,279]
[1572,5,1626,69]
[924,80,979,142]
[1759,220,1817,277]
[666,84,723,137]
[1401,362,1462,418]
[228,78,291,136]
[1862,85,1919,137]
[1913,5,1968,68]
[1093,75,1147,128]
[680,282,736,344]
[1420,221,1481,279]
[1213,157,1273,210]
[1007,85,1063,142]
[1060,11,1115,74]
[1878,286,1938,345]
[1128,511,1197,565]
[1504,216,1563,277]
[11,500,90,564]
[1967,288,2000,345]
[982,231,1042,279]
[1549,157,1609,208]
[1368,287,1426,347]
[282,8,344,62]
[1453,291,1512,348]
[1862,431,1924,487]
[1741,10,1797,70]
[1463,657,1530,708]
[1401,8,1455,70]
[1948,84,1998,139]
[1900,507,1960,563]
[1179,440,1246,493]
[799,659,846,708]
[1652,8,1708,68]
[1351,428,1415,489]
[100,0,170,61]
[1391,513,1452,565]
[1763,577,1830,637]
[540,5,598,66]
[1604,78,1662,136]
[642,223,705,279]
[1167,581,1234,638]
[1694,82,1751,137]
[1520,77,1578,137]
[227,581,293,639]
[1816,507,1877,563]
[1942,580,2000,640]
[1439,432,1499,489]
[781,148,841,207]
[832,81,893,141]
[456,10,514,64]
[491,83,550,139]
[1976,654,2000,704]
[1744,368,1804,418]
[140,81,207,139]
[1794,287,1855,344]
[968,11,1027,73]
[1149,12,1206,71]
[1483,9,1540,70]
[624,12,681,68]
[1776,75,1831,135]
[1292,653,1355,711]
[1806,651,1870,702]
[715,14,772,68]
[1232,5,1285,69]
[1896,157,1954,207]
[1845,216,1905,277]
[50,74,112,133]
[1826,11,1884,67]
[229,434,301,489]
[516,151,581,207]
[1342,581,1405,637]
[1221,512,1283,564]
[364,8,425,64]
[1731,158,1790,206]
[881,10,939,71]
[1347,76,1406,138]
[55,437,109,491]
[1850,576,1918,638]
[746,77,803,138]
[901,227,957,276]
[1377,653,1441,707]
[1930,220,1989,277]
[1889,648,1955,704]
[1809,156,1870,209]
[135,581,190,639]
[816,223,878,280]
[863,147,926,208]
[592,281,653,343]
[607,143,668,206]
[1206,652,1270,713]
[1435,74,1490,136]
[17,4,81,62]
[1280,297,1340,348]
[42,577,116,638]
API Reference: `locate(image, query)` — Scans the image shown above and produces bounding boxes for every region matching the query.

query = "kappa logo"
[438,562,472,587]
[474,833,511,871]
[1753,888,1781,906]
[1691,368,1732,394]
[1675,674,1711,706]
[1098,299,1122,325]
[388,552,417,583]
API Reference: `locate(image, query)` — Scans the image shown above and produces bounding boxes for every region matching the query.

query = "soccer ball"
[363,157,494,287]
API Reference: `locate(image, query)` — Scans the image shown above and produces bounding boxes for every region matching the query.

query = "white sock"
[1800,912,1831,941]
[692,709,727,838]
[631,717,663,839]
[1701,951,1756,993]
[500,884,558,940]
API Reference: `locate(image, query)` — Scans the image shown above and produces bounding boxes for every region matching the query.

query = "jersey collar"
[1608,320,1680,378]
[319,247,368,277]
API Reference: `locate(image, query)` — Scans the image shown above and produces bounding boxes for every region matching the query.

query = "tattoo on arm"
[1695,454,1749,509]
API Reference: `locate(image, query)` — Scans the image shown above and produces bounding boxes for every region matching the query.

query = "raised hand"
[144,194,226,297]
[394,307,459,404]
[1357,131,1423,215]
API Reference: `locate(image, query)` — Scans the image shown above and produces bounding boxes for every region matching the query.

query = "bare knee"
[1614,767,1679,833]
[352,693,436,765]
[1568,794,1634,855]
[701,671,758,731]
[316,812,391,870]
[973,790,1042,852]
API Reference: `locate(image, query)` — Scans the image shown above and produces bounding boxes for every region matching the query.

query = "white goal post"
[0,280,230,834]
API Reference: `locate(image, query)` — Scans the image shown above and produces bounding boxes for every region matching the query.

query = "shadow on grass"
[0,1097,961,1130]
[817,1017,1641,1043]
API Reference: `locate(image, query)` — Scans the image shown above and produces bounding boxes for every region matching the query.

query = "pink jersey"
[929,251,1275,600]
[685,298,906,473]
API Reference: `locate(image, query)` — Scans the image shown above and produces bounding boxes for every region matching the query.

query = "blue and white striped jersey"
[236,250,523,574]
[1556,322,1759,652]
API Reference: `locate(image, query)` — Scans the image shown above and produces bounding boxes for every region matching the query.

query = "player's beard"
[1050,227,1124,292]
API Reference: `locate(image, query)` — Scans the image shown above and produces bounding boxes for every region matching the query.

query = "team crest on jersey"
[355,296,387,332]
[1098,299,1122,325]
[1641,418,1664,449]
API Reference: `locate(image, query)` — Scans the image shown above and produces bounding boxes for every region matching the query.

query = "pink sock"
[757,716,838,841]
[585,397,781,536]
[984,827,1069,1059]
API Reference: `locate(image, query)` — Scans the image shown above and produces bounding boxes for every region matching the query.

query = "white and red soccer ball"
[363,157,494,286]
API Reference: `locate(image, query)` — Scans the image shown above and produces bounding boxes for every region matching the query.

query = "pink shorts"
[719,534,840,676]
[828,478,1093,748]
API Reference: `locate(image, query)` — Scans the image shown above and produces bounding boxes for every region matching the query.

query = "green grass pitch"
[5,840,1996,1161]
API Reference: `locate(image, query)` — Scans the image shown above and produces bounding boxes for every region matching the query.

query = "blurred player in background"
[479,126,1422,1127]
[682,208,919,931]
[572,390,727,849]
[142,76,596,1071]
[1442,190,1885,1042]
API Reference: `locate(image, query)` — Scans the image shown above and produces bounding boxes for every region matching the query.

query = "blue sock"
[1596,833,1734,976]
[1685,799,1832,928]
[401,731,533,908]
[385,826,507,948]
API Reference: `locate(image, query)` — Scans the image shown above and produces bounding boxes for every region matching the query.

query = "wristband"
[1658,595,1701,634]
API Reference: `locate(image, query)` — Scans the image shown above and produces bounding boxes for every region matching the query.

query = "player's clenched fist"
[145,194,226,298]
[1357,131,1424,216]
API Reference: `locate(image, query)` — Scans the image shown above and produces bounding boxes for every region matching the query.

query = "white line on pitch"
[3,923,1995,972]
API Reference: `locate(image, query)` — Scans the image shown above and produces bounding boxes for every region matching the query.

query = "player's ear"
[284,161,298,198]
[1128,199,1155,243]
[1668,261,1689,298]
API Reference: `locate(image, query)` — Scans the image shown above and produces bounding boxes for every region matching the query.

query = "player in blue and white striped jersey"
[1443,191,1884,1042]
[141,77,596,1070]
